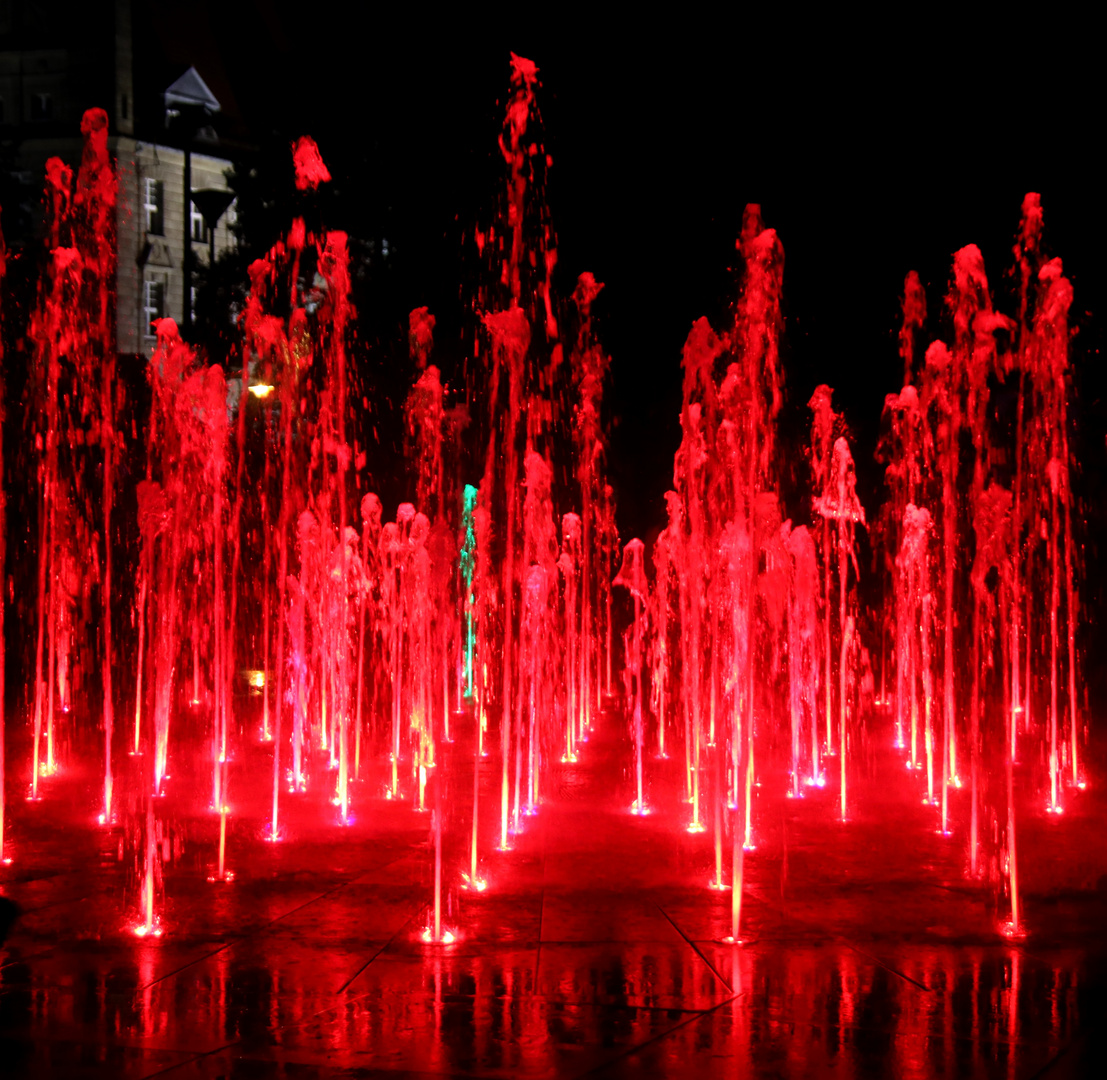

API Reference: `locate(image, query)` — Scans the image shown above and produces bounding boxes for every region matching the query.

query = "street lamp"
[164,67,222,334]
[191,187,236,270]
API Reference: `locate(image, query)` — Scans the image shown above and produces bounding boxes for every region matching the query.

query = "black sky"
[144,7,1104,556]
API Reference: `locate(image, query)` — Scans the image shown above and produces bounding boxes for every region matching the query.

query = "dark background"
[191,10,1102,611]
[170,11,1102,529]
[7,5,1106,667]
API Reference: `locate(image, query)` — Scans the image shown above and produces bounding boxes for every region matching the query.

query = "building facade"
[120,97,237,354]
[1,1,239,356]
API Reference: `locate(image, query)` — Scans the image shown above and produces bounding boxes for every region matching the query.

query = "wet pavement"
[2,705,1107,1077]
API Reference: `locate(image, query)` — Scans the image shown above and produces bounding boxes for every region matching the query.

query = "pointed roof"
[165,66,221,113]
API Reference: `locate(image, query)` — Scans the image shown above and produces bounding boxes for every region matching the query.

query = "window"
[191,201,209,244]
[31,92,52,120]
[144,178,164,235]
[143,275,165,334]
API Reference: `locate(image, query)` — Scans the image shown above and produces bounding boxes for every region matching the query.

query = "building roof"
[164,66,221,113]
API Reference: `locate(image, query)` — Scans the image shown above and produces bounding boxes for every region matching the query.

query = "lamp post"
[166,104,213,334]
[191,187,236,274]
[164,68,223,334]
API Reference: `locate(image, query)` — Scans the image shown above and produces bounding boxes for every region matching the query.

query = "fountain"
[0,56,1092,1040]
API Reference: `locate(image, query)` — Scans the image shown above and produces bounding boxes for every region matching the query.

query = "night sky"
[142,8,1104,568]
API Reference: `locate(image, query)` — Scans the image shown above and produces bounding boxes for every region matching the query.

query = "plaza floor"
[2,702,1106,1077]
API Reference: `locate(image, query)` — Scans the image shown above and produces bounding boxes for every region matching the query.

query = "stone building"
[1,1,240,356]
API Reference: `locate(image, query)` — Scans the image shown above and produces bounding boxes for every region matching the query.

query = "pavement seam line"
[138,855,409,991]
[578,990,741,1077]
[335,905,422,994]
[655,903,734,993]
[844,941,931,991]
[139,1040,242,1079]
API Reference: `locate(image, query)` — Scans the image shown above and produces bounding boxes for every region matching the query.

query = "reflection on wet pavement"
[2,725,1105,1077]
